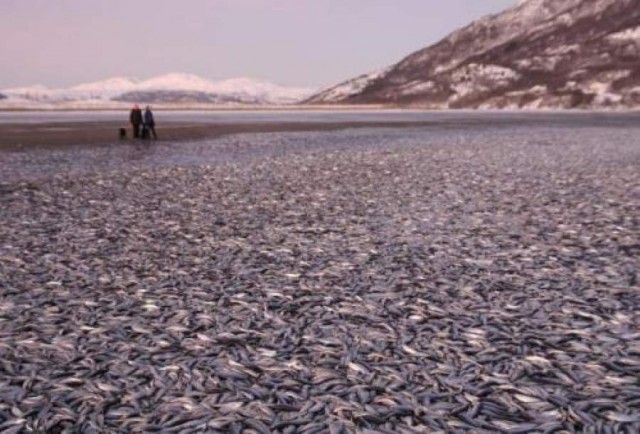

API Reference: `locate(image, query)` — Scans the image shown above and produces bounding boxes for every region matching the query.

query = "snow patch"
[514,59,531,69]
[449,64,520,102]
[523,97,544,109]
[397,80,436,96]
[598,70,632,81]
[529,85,548,94]
[562,81,579,91]
[452,64,519,90]
[453,64,520,82]
[434,64,453,75]
[589,82,622,105]
[545,44,580,56]
[607,26,640,42]
[515,55,562,72]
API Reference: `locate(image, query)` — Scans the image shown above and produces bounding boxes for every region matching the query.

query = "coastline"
[1,109,638,151]
[0,120,442,151]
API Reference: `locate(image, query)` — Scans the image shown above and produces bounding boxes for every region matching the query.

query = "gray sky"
[0,0,516,89]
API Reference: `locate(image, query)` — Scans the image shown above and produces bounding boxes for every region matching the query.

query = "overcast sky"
[0,0,516,89]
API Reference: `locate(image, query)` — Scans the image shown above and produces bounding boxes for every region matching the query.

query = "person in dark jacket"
[144,106,157,139]
[129,104,143,138]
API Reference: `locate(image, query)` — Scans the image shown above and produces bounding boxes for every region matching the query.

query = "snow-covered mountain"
[307,0,640,109]
[1,73,314,107]
[114,74,312,105]
[68,77,139,98]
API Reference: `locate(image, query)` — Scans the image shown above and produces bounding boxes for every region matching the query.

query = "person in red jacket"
[129,104,143,138]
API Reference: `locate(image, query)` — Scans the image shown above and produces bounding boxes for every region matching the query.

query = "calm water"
[1,110,639,183]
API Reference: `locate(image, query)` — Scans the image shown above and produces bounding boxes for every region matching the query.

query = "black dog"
[119,128,127,140]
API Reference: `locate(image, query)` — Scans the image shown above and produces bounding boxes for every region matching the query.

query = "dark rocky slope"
[307,0,640,109]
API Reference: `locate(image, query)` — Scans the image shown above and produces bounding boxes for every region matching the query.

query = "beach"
[1,113,639,432]
[0,120,430,151]
[0,109,637,151]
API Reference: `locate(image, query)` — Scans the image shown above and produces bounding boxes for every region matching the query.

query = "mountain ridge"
[307,0,640,109]
[1,73,314,107]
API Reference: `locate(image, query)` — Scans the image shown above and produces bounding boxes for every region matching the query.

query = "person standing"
[144,105,157,140]
[129,104,143,138]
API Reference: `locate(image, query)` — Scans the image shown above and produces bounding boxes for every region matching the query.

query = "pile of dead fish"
[1,126,639,433]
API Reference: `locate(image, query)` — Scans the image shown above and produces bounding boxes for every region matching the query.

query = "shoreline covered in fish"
[1,125,639,432]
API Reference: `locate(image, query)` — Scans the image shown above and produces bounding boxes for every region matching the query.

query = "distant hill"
[307,0,640,109]
[0,73,314,108]
[113,90,257,105]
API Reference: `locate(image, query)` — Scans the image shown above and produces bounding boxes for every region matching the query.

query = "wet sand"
[0,120,446,151]
[3,110,638,151]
